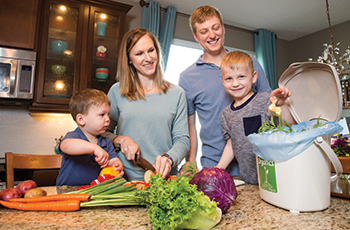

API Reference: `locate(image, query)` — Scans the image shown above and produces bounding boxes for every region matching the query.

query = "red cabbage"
[189,167,237,213]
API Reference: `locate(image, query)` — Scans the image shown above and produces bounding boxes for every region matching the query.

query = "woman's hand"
[154,155,172,178]
[115,136,140,161]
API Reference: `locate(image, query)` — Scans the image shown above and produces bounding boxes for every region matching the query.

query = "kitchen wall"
[117,0,307,79]
[0,106,76,162]
[1,0,350,163]
[286,20,350,117]
[288,20,350,67]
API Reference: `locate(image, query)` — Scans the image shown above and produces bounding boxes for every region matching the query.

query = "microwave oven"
[0,47,36,99]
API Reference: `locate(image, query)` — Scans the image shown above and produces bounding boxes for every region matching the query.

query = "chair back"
[5,152,62,188]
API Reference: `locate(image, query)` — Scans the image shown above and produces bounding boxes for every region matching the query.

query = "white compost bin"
[255,62,343,213]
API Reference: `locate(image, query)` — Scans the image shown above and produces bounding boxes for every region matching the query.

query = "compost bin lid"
[278,62,342,123]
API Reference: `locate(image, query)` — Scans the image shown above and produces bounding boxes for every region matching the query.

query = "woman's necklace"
[145,84,155,92]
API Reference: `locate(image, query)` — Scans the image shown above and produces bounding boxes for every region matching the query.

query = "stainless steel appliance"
[0,47,36,99]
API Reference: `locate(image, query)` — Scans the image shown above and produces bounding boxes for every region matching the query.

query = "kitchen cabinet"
[30,0,132,113]
[0,0,40,49]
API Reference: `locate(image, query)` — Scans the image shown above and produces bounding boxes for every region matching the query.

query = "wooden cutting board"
[40,186,79,195]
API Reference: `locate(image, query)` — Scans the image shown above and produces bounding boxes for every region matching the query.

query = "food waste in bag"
[247,116,343,161]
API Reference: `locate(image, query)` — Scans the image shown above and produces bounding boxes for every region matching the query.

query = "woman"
[103,28,189,181]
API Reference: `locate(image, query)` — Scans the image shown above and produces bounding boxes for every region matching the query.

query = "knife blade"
[135,154,156,172]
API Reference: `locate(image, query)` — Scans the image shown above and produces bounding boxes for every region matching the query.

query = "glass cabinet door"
[31,0,131,113]
[88,7,122,94]
[43,3,79,99]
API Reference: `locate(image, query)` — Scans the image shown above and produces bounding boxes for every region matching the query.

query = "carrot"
[9,193,90,203]
[0,200,80,211]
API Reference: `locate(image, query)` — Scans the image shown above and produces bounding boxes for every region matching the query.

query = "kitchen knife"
[135,154,156,172]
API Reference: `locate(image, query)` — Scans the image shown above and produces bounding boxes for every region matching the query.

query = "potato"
[144,170,156,183]
[0,188,22,201]
[24,188,47,198]
[268,100,281,117]
[16,180,37,196]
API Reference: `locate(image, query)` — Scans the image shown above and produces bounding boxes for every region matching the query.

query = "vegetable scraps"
[190,167,237,213]
[135,174,222,230]
[259,115,327,134]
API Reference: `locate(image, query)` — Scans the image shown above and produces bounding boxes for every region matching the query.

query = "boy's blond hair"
[69,89,110,122]
[220,51,255,75]
[190,5,223,34]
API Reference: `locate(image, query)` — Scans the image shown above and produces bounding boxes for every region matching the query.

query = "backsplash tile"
[0,106,76,160]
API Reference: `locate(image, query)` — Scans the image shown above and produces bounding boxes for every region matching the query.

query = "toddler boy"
[56,89,123,186]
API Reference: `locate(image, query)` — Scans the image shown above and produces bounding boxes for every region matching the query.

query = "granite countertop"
[0,184,349,229]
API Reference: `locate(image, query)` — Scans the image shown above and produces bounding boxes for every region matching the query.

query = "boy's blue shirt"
[56,127,118,186]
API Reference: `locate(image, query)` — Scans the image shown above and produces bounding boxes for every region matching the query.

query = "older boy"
[56,89,123,186]
[178,5,271,175]
[216,51,294,184]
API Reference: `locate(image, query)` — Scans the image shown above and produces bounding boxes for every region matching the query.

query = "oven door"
[0,58,18,98]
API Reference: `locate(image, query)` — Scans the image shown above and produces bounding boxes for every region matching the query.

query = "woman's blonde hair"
[69,89,110,122]
[190,5,223,34]
[117,28,170,101]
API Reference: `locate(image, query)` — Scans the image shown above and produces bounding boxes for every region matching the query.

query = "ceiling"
[126,0,350,41]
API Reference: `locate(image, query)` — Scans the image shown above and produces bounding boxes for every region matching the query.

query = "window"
[164,39,203,85]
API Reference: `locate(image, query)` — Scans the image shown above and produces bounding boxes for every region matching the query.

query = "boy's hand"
[109,158,124,177]
[270,86,292,106]
[94,146,110,168]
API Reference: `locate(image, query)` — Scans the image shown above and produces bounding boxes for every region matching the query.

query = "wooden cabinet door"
[0,0,39,49]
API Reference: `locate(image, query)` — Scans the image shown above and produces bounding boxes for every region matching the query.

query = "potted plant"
[331,134,350,177]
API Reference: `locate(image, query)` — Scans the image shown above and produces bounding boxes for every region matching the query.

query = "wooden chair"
[5,152,62,188]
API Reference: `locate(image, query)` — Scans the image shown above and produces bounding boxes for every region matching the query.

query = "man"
[178,5,272,176]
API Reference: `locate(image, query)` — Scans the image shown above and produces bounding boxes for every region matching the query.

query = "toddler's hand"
[94,146,109,168]
[110,157,124,177]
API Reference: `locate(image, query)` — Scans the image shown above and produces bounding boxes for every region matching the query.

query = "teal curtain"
[141,0,160,38]
[159,6,177,70]
[254,29,277,89]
